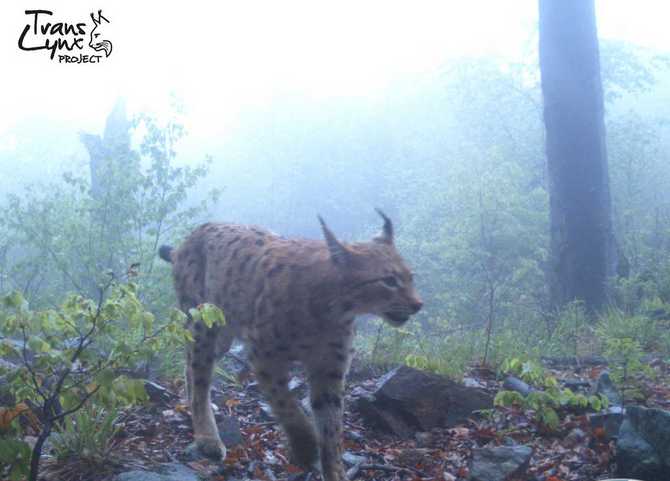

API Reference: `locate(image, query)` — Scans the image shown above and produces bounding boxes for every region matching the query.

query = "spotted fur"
[160,211,422,481]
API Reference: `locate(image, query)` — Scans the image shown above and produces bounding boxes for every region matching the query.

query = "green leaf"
[96,369,117,388]
[142,312,155,332]
[188,308,202,322]
[539,406,560,430]
[170,308,188,324]
[27,336,51,353]
[199,303,226,328]
[3,292,28,311]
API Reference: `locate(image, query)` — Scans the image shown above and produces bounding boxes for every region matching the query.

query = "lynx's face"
[320,210,423,327]
[345,243,422,326]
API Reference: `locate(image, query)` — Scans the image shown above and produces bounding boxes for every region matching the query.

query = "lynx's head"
[319,209,422,327]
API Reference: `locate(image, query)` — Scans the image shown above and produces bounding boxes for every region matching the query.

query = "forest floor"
[39,356,670,481]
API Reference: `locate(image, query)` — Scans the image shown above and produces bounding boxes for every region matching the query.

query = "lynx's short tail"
[159,245,174,263]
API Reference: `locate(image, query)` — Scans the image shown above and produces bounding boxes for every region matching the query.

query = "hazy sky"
[0,0,668,148]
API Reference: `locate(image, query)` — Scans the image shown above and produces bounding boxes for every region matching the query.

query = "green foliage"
[50,405,120,463]
[596,307,662,353]
[0,283,191,481]
[500,358,547,386]
[545,301,592,357]
[496,357,608,431]
[0,110,217,319]
[0,437,31,481]
[601,336,654,403]
[189,303,226,329]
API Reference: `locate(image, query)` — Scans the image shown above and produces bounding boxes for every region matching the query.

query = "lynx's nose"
[410,299,423,314]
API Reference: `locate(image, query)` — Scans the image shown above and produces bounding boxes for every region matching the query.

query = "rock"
[560,378,592,391]
[502,376,533,397]
[469,445,533,481]
[355,392,415,438]
[415,431,434,448]
[564,428,587,447]
[588,406,624,441]
[144,381,175,406]
[463,377,485,388]
[220,341,251,383]
[113,463,199,481]
[397,448,431,466]
[218,415,244,446]
[593,372,622,406]
[542,355,607,368]
[342,451,367,466]
[616,406,670,481]
[355,366,493,437]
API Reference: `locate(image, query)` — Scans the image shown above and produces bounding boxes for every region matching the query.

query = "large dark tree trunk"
[539,0,617,312]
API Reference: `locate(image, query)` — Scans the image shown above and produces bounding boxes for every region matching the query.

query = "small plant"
[50,405,120,465]
[500,357,547,386]
[548,300,591,357]
[602,337,653,404]
[596,307,658,351]
[495,357,608,431]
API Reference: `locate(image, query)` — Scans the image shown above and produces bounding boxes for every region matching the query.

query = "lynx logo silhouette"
[89,10,112,57]
[17,9,113,63]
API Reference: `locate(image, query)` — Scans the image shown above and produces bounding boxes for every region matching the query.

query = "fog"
[3,0,668,201]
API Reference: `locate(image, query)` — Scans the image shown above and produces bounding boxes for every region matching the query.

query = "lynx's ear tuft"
[318,215,351,266]
[373,208,394,244]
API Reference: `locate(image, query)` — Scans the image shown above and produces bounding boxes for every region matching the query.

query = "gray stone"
[355,392,415,438]
[469,445,532,481]
[594,371,622,406]
[616,406,670,481]
[218,415,244,446]
[560,378,592,391]
[342,451,367,466]
[356,366,493,438]
[588,406,624,441]
[144,381,174,406]
[502,376,532,397]
[113,463,199,481]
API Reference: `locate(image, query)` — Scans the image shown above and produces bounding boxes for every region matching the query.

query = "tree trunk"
[539,0,617,312]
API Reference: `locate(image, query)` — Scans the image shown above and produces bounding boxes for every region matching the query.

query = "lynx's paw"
[194,436,227,461]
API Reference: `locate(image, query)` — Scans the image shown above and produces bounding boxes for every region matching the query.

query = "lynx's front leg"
[308,336,353,481]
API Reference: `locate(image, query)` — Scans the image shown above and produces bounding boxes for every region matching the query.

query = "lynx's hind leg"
[188,322,227,460]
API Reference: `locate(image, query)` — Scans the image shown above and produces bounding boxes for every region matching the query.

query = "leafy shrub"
[495,357,608,431]
[602,337,654,404]
[0,283,211,481]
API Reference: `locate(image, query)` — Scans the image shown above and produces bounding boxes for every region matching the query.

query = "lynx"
[159,210,422,481]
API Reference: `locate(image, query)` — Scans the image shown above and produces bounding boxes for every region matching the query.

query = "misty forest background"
[3,34,670,374]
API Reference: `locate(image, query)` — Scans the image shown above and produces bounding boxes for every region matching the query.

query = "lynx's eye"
[381,276,400,288]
